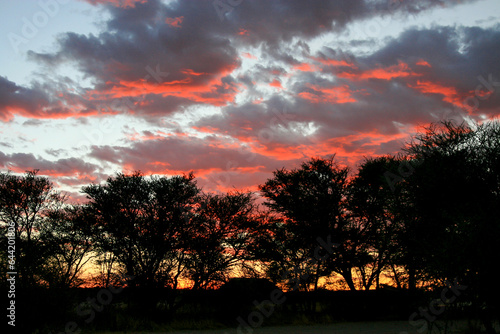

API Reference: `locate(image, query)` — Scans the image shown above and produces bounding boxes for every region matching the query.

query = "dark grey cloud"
[89,134,294,172]
[1,0,495,195]
[21,0,479,121]
[0,151,102,177]
[87,133,307,190]
[0,76,51,121]
[0,75,112,120]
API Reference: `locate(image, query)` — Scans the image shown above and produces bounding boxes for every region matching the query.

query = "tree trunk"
[313,264,320,292]
[341,268,356,291]
[390,263,402,289]
[408,265,416,290]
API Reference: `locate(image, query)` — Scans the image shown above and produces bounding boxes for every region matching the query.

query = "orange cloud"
[165,16,184,28]
[192,125,220,134]
[339,62,420,80]
[298,84,356,104]
[312,57,354,67]
[293,63,318,72]
[238,28,249,36]
[416,59,431,67]
[247,130,407,165]
[269,79,283,89]
[1,101,115,121]
[249,144,303,161]
[409,80,463,106]
[121,159,265,184]
[87,64,240,107]
[181,68,207,76]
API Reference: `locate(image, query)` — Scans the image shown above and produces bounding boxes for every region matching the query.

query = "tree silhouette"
[41,204,96,287]
[403,121,500,333]
[0,170,66,287]
[2,121,499,332]
[348,156,404,290]
[184,191,258,289]
[82,171,199,288]
[259,157,358,291]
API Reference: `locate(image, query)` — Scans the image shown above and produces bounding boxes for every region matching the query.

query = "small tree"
[41,205,95,288]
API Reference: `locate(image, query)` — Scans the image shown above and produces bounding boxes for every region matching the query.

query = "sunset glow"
[0,0,499,200]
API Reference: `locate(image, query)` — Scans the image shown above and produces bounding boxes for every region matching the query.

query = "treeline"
[1,121,500,332]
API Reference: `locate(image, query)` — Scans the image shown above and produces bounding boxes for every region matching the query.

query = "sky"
[1,0,499,201]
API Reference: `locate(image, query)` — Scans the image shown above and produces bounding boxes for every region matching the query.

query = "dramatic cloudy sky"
[1,0,499,200]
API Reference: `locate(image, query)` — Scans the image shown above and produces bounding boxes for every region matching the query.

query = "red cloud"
[416,59,432,67]
[87,64,240,107]
[181,68,208,76]
[312,57,354,67]
[269,79,283,89]
[192,126,220,134]
[409,80,463,107]
[0,101,114,122]
[338,62,420,80]
[165,16,184,28]
[241,130,407,166]
[293,63,318,72]
[0,76,119,121]
[298,84,356,104]
[249,144,304,161]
